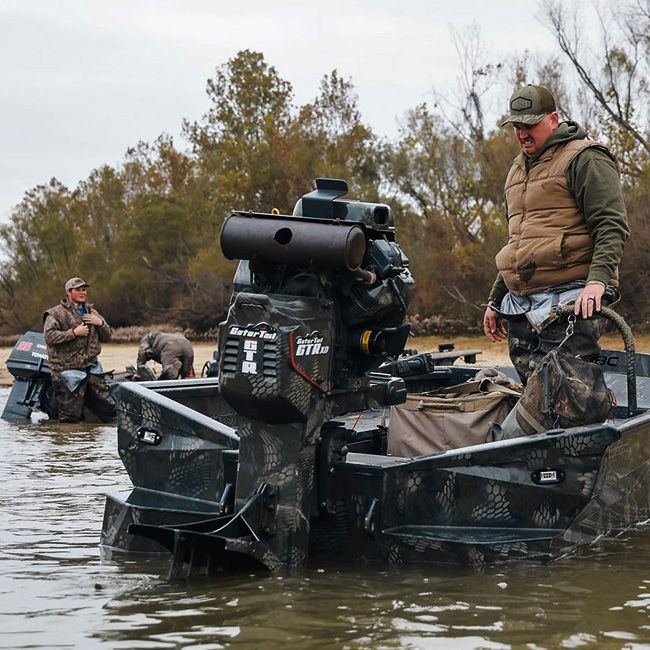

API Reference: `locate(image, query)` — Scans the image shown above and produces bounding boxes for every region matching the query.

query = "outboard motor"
[120,179,414,574]
[1,331,53,421]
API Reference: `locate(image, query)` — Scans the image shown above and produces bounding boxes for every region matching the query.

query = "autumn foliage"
[2,28,650,335]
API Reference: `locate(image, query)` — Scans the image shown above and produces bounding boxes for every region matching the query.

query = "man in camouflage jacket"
[43,277,115,422]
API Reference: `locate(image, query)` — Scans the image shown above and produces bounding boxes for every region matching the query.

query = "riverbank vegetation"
[1,1,648,336]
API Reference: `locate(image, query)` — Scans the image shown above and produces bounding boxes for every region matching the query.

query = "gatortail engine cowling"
[218,177,415,425]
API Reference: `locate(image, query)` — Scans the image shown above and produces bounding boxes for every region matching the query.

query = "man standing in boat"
[483,84,629,384]
[43,277,115,422]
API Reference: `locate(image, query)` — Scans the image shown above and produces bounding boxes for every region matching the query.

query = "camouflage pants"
[50,371,116,423]
[159,357,183,380]
[507,315,605,385]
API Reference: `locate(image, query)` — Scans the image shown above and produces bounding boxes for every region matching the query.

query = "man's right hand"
[73,324,89,337]
[483,305,507,342]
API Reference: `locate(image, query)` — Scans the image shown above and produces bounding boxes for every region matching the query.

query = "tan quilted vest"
[496,139,610,295]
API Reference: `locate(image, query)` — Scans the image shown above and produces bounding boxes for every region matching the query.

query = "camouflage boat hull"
[100,351,650,575]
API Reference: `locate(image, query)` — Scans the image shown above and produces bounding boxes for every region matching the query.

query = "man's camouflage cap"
[501,84,556,127]
[65,277,89,291]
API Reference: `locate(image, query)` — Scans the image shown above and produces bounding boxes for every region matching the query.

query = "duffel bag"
[387,378,522,457]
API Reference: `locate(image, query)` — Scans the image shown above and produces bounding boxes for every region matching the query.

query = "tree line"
[1,1,649,336]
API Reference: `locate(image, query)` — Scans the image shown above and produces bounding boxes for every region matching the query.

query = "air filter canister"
[220,214,366,271]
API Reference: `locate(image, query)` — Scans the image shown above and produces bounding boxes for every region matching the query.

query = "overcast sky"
[0,0,558,222]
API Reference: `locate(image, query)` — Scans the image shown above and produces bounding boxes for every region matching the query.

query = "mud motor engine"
[203,178,415,567]
[107,178,415,574]
[217,177,415,422]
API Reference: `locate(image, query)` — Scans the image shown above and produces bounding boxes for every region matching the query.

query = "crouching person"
[137,331,195,380]
[43,277,116,423]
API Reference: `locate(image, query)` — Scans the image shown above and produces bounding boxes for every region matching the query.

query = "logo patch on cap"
[511,97,533,111]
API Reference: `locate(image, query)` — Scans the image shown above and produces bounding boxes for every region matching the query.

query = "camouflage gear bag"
[515,347,614,435]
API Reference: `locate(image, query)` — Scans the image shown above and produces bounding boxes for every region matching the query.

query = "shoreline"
[0,334,632,388]
[0,342,219,387]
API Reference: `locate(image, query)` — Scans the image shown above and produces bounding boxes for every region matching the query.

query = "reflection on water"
[2,385,650,649]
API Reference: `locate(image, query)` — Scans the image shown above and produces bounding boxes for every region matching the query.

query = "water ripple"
[3,387,650,648]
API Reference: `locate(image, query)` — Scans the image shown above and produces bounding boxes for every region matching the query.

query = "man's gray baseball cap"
[501,84,556,127]
[65,277,89,291]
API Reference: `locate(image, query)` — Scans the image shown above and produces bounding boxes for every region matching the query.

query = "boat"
[100,178,650,577]
[1,331,144,421]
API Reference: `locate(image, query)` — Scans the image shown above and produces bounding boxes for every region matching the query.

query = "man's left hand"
[574,282,605,319]
[82,313,104,327]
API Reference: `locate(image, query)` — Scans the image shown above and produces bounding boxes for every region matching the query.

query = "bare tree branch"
[543,0,650,154]
[441,284,484,312]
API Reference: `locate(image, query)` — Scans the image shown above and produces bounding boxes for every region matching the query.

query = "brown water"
[2,386,650,649]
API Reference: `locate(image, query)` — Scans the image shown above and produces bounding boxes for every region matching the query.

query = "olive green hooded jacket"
[488,121,629,304]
